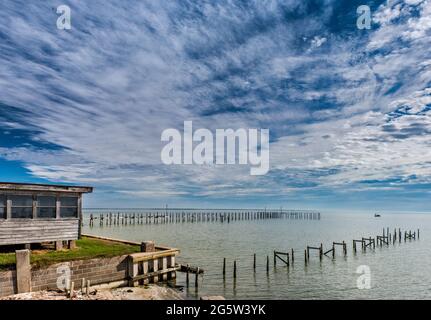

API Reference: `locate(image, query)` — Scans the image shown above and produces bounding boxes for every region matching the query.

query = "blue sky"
[1,0,431,211]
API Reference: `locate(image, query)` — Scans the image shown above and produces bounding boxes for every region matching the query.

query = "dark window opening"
[60,196,78,218]
[0,195,5,219]
[11,207,33,218]
[37,196,56,218]
[10,195,33,219]
[61,207,78,218]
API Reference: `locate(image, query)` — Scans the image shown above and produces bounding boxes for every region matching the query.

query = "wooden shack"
[0,182,92,249]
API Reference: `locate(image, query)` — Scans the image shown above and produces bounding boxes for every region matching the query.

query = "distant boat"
[374,213,381,217]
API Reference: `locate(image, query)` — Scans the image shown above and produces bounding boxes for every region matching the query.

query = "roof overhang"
[0,182,93,193]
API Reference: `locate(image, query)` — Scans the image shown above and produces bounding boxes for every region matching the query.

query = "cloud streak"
[0,0,430,208]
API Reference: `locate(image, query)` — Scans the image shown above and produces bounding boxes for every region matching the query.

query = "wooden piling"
[195,267,199,288]
[186,264,190,287]
[319,243,323,261]
[223,258,226,276]
[233,261,237,279]
[253,254,256,271]
[69,281,74,299]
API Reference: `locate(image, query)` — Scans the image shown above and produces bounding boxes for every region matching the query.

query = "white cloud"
[0,0,430,204]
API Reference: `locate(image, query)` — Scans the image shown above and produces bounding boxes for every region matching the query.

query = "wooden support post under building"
[55,241,63,251]
[68,240,76,250]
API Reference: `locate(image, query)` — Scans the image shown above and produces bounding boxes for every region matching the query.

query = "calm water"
[82,210,431,300]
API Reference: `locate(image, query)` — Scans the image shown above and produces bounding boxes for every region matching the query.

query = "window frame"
[9,194,34,219]
[36,195,57,219]
[60,196,79,218]
[0,195,6,219]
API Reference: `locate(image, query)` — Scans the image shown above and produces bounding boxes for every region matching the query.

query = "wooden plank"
[153,259,158,283]
[56,199,61,219]
[143,261,149,285]
[6,199,11,219]
[82,234,180,253]
[162,257,168,281]
[131,267,179,281]
[0,219,79,245]
[169,256,176,279]
[179,264,205,274]
[130,250,180,263]
[77,195,82,239]
[0,182,92,193]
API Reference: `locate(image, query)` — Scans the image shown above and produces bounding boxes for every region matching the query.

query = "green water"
[83,210,430,299]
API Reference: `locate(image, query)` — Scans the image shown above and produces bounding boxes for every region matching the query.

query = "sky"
[0,0,430,211]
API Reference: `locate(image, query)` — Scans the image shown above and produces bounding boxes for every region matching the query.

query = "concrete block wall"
[0,255,129,297]
[31,255,129,292]
[0,270,17,297]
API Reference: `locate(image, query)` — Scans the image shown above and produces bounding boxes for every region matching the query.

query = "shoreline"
[0,284,184,300]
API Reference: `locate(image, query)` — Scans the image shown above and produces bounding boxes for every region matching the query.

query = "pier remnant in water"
[223,258,226,276]
[86,209,322,227]
[186,264,189,287]
[195,267,200,288]
[273,251,290,267]
[306,245,321,261]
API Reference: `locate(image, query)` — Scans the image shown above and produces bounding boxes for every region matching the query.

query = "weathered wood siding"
[0,219,79,245]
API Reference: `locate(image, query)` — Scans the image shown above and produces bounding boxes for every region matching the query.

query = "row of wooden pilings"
[88,210,321,227]
[222,227,420,278]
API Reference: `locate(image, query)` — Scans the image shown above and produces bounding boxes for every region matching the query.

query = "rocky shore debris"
[0,285,183,300]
